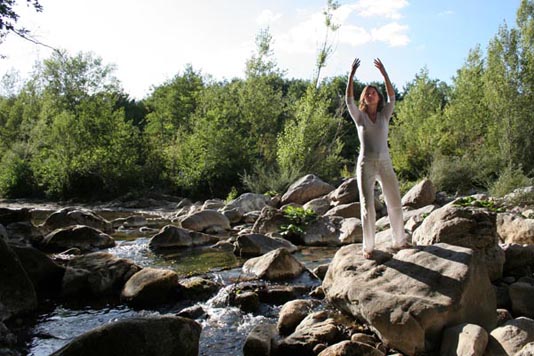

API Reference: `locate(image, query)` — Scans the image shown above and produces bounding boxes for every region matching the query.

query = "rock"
[243,248,306,280]
[497,213,534,244]
[4,221,43,247]
[176,305,206,320]
[0,237,37,321]
[148,225,218,250]
[180,276,221,301]
[302,216,344,246]
[304,196,333,216]
[221,207,243,224]
[502,244,534,273]
[338,218,363,244]
[234,233,298,257]
[496,308,513,327]
[322,243,496,355]
[122,215,147,228]
[516,342,534,356]
[401,179,437,209]
[121,267,179,307]
[63,252,141,298]
[282,174,335,206]
[277,299,318,336]
[0,207,31,226]
[223,193,273,215]
[40,207,113,234]
[317,340,385,356]
[376,204,437,231]
[412,204,503,281]
[313,264,330,280]
[11,245,65,299]
[202,199,225,210]
[324,203,360,219]
[243,323,277,356]
[50,315,201,356]
[0,321,17,347]
[180,209,230,233]
[277,311,342,356]
[510,277,534,318]
[252,206,289,235]
[486,317,534,356]
[330,177,359,206]
[42,225,115,253]
[439,323,488,356]
[257,285,311,305]
[232,291,260,313]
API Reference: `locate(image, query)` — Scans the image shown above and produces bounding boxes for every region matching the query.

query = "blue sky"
[0,0,522,99]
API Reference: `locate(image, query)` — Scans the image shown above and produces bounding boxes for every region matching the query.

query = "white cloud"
[351,0,409,20]
[257,9,283,26]
[339,25,372,46]
[438,10,455,16]
[371,22,410,47]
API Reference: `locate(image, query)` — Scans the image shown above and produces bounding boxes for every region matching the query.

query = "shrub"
[489,165,532,198]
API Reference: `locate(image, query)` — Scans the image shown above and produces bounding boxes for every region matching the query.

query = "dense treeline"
[1,1,534,201]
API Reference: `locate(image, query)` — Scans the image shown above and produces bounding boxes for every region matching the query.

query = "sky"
[0,0,523,99]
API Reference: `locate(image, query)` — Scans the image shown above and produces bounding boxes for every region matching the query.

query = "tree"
[0,0,42,46]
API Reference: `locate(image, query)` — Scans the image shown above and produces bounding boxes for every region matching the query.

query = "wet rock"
[439,323,488,356]
[40,207,112,234]
[41,225,115,253]
[121,267,179,307]
[4,221,43,247]
[243,323,277,356]
[180,276,221,301]
[179,209,230,233]
[281,174,335,206]
[148,225,218,250]
[277,299,318,336]
[232,291,260,313]
[486,317,534,356]
[50,315,201,356]
[176,305,206,320]
[401,178,436,209]
[0,237,37,321]
[234,233,297,257]
[257,285,311,305]
[412,204,503,281]
[11,245,65,299]
[63,252,141,298]
[243,248,305,280]
[322,243,496,355]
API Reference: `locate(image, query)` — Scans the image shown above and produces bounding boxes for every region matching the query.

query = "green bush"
[488,165,532,198]
[240,163,303,195]
[0,149,37,198]
[429,154,477,194]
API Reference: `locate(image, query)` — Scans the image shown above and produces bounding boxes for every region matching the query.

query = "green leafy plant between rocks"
[453,196,505,213]
[280,206,317,242]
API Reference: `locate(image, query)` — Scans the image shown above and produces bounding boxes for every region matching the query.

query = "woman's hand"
[374,58,388,77]
[351,57,361,74]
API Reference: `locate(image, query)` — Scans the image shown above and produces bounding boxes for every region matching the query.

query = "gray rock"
[234,233,298,257]
[317,340,385,356]
[121,267,179,306]
[439,323,488,356]
[304,196,333,216]
[277,299,318,336]
[486,317,534,356]
[510,277,534,318]
[50,315,201,356]
[180,209,230,232]
[497,213,534,245]
[40,207,112,234]
[324,203,360,219]
[322,243,496,355]
[243,323,277,356]
[401,178,437,209]
[148,225,218,250]
[282,174,335,205]
[42,225,115,253]
[329,177,359,205]
[243,248,305,281]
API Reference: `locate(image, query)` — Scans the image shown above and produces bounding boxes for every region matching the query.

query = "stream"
[6,206,339,355]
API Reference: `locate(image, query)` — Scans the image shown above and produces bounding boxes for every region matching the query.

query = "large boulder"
[148,225,218,250]
[179,209,231,233]
[41,225,115,253]
[243,248,306,280]
[0,237,37,321]
[4,221,43,247]
[324,203,360,219]
[0,207,31,226]
[497,213,534,245]
[277,299,319,336]
[439,323,488,356]
[502,243,534,273]
[223,193,273,215]
[63,252,141,298]
[412,204,504,281]
[322,243,496,355]
[281,174,335,205]
[50,315,201,356]
[251,206,289,235]
[234,233,298,257]
[509,277,534,319]
[121,267,179,307]
[401,179,436,209]
[40,207,113,234]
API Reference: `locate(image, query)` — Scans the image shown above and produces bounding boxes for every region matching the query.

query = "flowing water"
[16,208,338,356]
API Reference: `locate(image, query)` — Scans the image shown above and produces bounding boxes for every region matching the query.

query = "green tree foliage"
[389,68,449,180]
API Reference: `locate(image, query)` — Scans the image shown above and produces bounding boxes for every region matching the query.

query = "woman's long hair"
[359,85,384,113]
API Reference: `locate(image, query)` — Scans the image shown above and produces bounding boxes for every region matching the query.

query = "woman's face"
[364,87,379,106]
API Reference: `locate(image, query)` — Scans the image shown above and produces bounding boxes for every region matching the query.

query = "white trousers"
[356,157,406,253]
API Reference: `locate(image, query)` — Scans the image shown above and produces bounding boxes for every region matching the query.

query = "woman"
[345,58,408,259]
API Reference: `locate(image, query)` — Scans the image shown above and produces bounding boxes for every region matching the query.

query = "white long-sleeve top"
[346,95,395,160]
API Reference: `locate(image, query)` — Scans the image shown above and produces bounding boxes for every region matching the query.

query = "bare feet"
[363,250,373,259]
